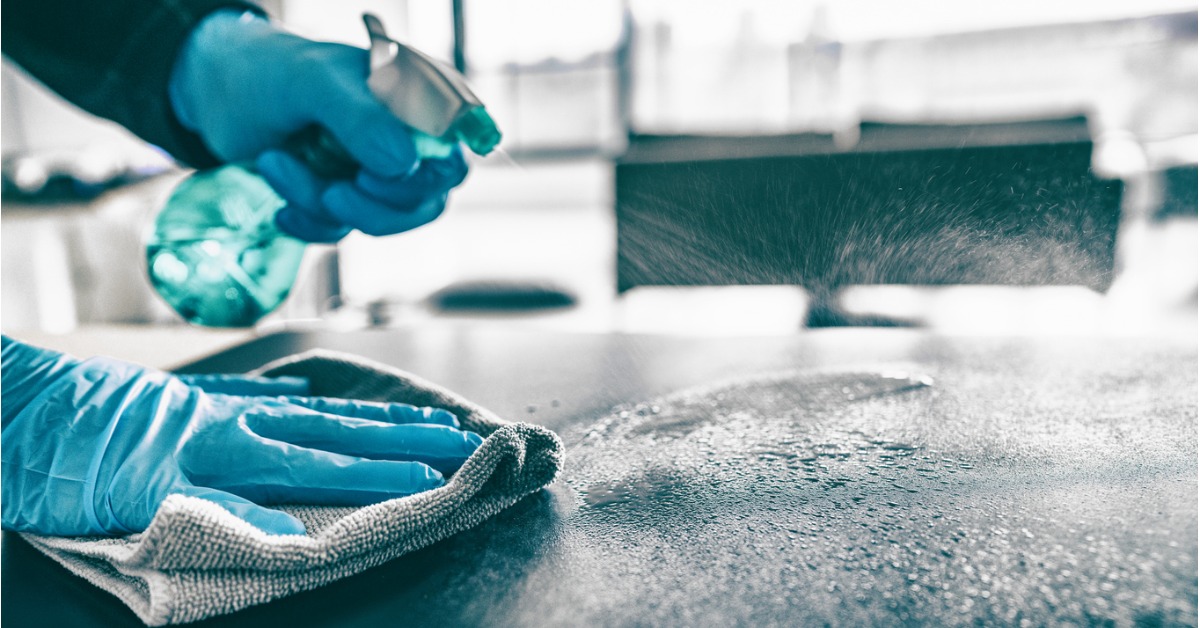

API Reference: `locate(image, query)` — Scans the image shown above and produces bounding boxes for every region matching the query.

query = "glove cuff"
[1,337,79,430]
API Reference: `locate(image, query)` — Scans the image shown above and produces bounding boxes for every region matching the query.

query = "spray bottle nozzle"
[362,13,501,157]
[454,107,502,156]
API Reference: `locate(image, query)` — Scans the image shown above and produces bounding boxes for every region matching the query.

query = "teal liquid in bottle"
[146,164,305,328]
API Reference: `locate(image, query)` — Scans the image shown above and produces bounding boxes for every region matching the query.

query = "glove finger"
[174,485,307,536]
[279,396,460,427]
[424,147,470,188]
[355,149,469,204]
[257,149,325,210]
[247,413,482,474]
[322,184,448,237]
[208,437,446,505]
[312,71,419,179]
[176,373,312,397]
[275,207,353,244]
[257,150,351,243]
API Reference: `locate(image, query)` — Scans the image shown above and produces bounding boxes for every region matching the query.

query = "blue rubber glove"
[168,10,469,243]
[175,372,312,397]
[1,337,483,537]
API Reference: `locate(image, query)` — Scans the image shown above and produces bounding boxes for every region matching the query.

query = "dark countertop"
[3,327,1196,626]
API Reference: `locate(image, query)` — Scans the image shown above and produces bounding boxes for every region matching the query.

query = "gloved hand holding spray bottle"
[147,13,501,327]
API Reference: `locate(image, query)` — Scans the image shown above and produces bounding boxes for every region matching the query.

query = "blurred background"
[2,0,1196,366]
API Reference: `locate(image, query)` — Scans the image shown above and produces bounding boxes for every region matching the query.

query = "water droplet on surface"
[550,367,1188,626]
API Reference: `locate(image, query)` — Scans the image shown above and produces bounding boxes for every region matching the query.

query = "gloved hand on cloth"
[1,336,482,537]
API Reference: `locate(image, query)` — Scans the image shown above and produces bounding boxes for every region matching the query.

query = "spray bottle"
[145,14,500,327]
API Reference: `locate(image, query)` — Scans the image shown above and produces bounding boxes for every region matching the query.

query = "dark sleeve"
[0,0,265,168]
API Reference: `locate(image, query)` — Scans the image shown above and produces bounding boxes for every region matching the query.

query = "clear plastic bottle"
[146,164,304,328]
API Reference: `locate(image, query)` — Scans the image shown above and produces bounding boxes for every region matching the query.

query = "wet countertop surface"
[3,327,1196,626]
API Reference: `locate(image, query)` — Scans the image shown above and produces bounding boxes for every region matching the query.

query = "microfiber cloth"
[19,350,564,625]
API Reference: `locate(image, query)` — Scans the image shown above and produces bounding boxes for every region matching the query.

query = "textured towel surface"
[20,350,564,625]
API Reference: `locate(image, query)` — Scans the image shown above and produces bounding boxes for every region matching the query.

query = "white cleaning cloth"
[20,350,564,625]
